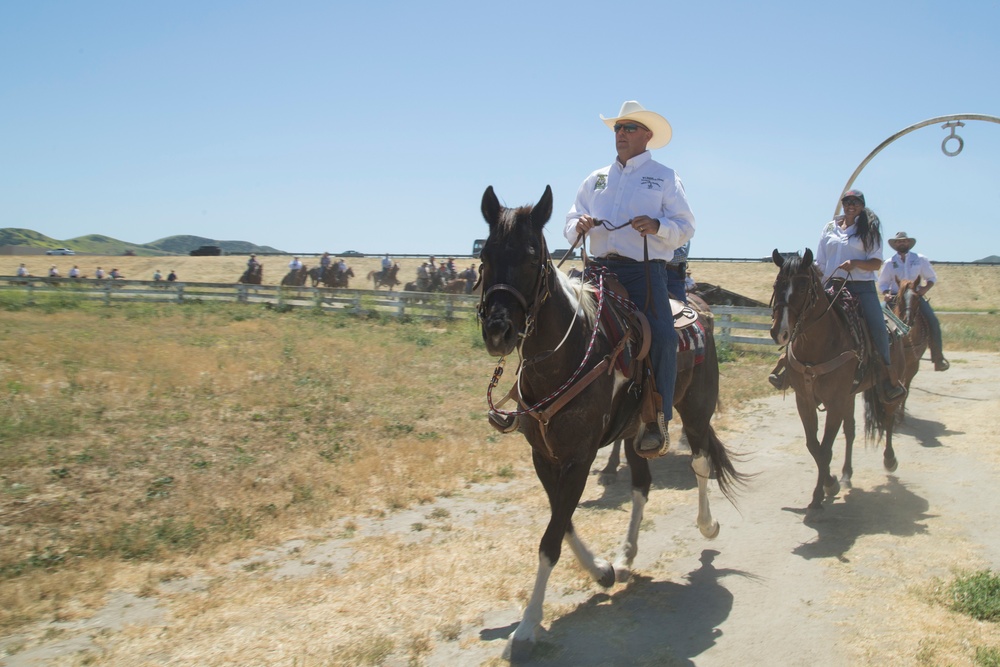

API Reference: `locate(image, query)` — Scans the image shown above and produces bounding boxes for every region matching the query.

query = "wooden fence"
[0,276,778,346]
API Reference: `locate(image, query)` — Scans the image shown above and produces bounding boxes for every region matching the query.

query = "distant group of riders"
[412,256,477,294]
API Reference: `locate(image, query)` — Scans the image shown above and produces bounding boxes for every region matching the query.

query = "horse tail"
[862,387,889,444]
[701,424,748,504]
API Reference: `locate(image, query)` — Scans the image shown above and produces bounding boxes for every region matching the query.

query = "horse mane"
[555,269,597,327]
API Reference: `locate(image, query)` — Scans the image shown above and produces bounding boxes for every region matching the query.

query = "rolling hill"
[0,228,284,256]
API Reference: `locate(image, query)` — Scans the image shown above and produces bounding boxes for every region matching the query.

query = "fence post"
[717,312,732,343]
[237,284,247,303]
[175,284,184,303]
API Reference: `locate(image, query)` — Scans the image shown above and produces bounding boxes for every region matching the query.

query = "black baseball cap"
[841,189,865,205]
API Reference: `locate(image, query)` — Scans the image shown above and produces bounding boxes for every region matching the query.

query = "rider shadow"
[894,414,963,449]
[583,450,696,511]
[788,476,934,561]
[481,549,755,666]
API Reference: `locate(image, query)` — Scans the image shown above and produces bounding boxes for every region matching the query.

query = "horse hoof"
[884,456,899,473]
[804,505,824,522]
[598,564,616,588]
[839,476,853,490]
[700,521,721,540]
[824,478,841,499]
[509,638,535,662]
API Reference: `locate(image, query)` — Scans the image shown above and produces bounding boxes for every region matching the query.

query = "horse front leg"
[610,443,652,582]
[510,451,601,659]
[841,398,856,489]
[796,392,838,511]
[883,404,899,473]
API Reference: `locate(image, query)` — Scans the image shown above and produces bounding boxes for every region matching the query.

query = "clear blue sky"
[2,1,998,261]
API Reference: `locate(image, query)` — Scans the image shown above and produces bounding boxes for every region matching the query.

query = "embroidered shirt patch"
[594,174,607,191]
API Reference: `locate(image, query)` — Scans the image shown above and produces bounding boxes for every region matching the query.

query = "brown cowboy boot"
[880,363,906,401]
[768,354,789,390]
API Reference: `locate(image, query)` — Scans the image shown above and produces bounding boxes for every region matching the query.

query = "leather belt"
[597,253,685,272]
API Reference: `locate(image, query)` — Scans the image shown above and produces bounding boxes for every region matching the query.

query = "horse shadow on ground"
[786,475,935,562]
[480,549,759,666]
[582,450,696,511]
[893,413,963,449]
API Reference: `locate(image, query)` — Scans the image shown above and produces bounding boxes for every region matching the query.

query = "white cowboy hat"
[600,100,673,150]
[888,231,917,251]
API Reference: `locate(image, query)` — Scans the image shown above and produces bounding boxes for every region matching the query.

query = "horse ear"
[481,186,501,225]
[772,249,783,267]
[530,185,553,230]
[802,247,813,265]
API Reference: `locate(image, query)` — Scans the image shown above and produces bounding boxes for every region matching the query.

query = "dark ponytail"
[852,207,882,253]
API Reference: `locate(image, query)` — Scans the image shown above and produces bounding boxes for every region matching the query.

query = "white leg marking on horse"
[614,488,646,581]
[511,552,554,647]
[692,454,720,539]
[565,531,610,582]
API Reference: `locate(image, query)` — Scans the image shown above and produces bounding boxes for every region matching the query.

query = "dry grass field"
[0,253,998,664]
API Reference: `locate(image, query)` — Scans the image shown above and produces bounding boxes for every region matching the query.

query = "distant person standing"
[16,263,29,277]
[878,231,949,371]
[153,269,163,281]
[48,265,60,277]
[167,270,177,282]
[69,265,81,278]
[95,266,105,279]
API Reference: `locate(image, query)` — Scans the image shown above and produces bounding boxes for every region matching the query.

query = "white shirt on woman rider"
[877,251,937,295]
[563,150,695,261]
[815,216,883,284]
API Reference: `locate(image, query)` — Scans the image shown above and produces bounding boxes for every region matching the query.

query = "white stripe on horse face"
[779,283,793,337]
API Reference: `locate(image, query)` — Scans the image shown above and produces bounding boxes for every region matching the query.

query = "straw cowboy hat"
[600,101,673,150]
[888,231,917,251]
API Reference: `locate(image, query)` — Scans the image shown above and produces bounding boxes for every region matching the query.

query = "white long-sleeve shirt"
[878,251,937,294]
[815,217,883,283]
[564,151,695,261]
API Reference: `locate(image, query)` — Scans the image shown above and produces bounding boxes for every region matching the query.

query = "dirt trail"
[2,353,999,666]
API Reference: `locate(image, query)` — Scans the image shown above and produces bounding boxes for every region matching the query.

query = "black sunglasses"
[613,123,644,134]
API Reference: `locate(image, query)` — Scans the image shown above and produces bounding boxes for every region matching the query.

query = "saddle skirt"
[593,270,707,376]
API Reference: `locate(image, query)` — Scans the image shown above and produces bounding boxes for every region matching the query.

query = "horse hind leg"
[597,439,623,486]
[691,453,720,539]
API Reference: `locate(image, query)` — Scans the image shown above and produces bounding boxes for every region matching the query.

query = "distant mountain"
[145,235,284,255]
[0,228,284,256]
[974,255,1000,264]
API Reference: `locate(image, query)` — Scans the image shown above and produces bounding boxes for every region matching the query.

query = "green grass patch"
[948,570,1000,621]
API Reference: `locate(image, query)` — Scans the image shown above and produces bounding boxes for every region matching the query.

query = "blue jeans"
[665,265,687,302]
[918,297,945,361]
[832,280,891,365]
[596,259,677,420]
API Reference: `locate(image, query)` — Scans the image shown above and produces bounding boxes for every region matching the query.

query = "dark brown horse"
[281,266,309,287]
[891,277,929,419]
[367,264,401,290]
[239,264,263,285]
[769,248,905,512]
[479,185,742,658]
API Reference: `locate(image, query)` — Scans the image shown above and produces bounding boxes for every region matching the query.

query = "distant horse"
[442,278,480,294]
[891,277,930,419]
[328,266,354,288]
[239,264,263,285]
[478,185,742,658]
[281,266,308,287]
[367,264,401,290]
[308,265,332,287]
[769,248,906,511]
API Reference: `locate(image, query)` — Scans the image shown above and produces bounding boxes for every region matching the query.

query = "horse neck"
[519,269,597,377]
[791,276,852,348]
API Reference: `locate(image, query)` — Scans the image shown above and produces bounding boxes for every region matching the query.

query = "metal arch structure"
[834,113,1000,218]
